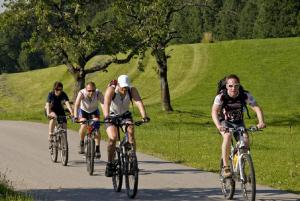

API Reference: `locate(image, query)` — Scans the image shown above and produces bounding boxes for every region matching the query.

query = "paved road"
[0,121,299,201]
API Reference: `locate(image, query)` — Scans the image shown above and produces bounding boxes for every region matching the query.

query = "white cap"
[118,75,130,87]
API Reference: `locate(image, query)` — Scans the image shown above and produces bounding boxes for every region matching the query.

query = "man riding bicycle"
[211,74,266,178]
[45,81,73,142]
[74,81,104,159]
[103,75,150,177]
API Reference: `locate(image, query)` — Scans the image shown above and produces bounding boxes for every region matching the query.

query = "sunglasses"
[227,84,240,88]
[55,88,63,91]
[87,89,95,92]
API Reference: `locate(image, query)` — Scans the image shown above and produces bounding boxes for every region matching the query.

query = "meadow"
[0,37,299,193]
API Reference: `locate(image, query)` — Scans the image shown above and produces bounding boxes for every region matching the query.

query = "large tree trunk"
[153,47,173,112]
[72,69,86,103]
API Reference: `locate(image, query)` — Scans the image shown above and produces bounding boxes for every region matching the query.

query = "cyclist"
[74,81,104,159]
[45,81,73,142]
[103,75,150,177]
[211,74,266,178]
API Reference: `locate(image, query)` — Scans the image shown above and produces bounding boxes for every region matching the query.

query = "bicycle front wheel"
[219,158,235,200]
[112,148,123,192]
[60,131,69,166]
[240,154,256,201]
[85,137,95,175]
[49,136,58,163]
[125,149,139,199]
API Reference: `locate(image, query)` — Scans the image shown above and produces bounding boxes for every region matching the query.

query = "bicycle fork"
[237,152,249,183]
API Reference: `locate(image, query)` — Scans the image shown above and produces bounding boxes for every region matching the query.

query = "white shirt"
[110,87,131,115]
[79,88,102,113]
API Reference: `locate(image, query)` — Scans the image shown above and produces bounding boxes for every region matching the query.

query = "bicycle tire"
[219,158,235,200]
[86,137,95,175]
[112,148,123,192]
[60,131,69,166]
[240,154,256,201]
[49,135,58,162]
[125,148,139,199]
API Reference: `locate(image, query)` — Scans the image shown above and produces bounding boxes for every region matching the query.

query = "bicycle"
[49,116,69,166]
[75,119,102,175]
[219,126,261,201]
[108,117,145,199]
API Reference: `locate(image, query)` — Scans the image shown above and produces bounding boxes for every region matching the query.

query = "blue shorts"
[78,108,100,120]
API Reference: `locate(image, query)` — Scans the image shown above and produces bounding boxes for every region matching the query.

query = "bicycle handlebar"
[225,125,262,133]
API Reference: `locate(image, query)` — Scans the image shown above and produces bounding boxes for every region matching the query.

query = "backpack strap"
[221,89,251,120]
[112,87,133,108]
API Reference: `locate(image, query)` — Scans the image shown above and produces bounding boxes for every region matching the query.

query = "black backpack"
[216,77,251,120]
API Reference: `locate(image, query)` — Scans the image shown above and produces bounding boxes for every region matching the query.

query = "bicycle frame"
[49,116,69,166]
[220,126,259,201]
[108,117,144,198]
[229,128,250,182]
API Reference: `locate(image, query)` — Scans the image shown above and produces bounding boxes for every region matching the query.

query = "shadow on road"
[25,187,299,201]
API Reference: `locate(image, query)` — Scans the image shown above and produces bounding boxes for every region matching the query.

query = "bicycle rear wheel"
[60,131,69,166]
[240,154,256,201]
[112,148,123,192]
[219,158,235,200]
[125,149,139,199]
[49,135,58,162]
[85,137,95,175]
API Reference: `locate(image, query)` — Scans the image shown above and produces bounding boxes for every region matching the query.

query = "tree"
[114,0,203,111]
[216,0,245,40]
[254,0,300,38]
[171,6,203,44]
[0,0,39,72]
[237,0,258,39]
[203,0,224,35]
[29,0,143,100]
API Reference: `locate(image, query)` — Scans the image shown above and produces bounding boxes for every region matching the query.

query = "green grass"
[0,37,300,193]
[0,172,33,201]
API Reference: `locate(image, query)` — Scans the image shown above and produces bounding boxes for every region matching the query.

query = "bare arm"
[74,92,83,118]
[65,101,73,116]
[103,86,115,118]
[131,87,147,119]
[45,102,51,116]
[250,104,266,128]
[211,104,223,132]
[98,91,105,113]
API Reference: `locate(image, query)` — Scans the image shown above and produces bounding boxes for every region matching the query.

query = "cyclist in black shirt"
[45,81,73,141]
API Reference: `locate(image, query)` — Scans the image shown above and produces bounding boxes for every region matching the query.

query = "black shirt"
[46,91,69,115]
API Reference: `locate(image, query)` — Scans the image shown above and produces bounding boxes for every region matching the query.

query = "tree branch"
[85,38,150,74]
[60,48,76,74]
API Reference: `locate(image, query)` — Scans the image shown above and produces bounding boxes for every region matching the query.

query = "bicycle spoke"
[112,149,123,192]
[219,158,235,199]
[241,154,256,201]
[125,150,139,198]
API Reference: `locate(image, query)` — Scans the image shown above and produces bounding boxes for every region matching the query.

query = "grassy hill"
[0,37,300,193]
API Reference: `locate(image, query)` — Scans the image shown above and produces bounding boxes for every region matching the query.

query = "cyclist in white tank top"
[74,82,104,158]
[110,87,131,116]
[103,75,150,177]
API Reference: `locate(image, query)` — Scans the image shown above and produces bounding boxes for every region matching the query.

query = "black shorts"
[44,109,67,123]
[105,111,133,129]
[221,120,246,141]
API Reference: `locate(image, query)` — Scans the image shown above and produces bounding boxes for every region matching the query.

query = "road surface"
[0,121,299,201]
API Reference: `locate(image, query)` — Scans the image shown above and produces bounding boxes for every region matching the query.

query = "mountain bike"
[75,119,102,175]
[109,117,145,199]
[49,116,69,166]
[219,126,261,201]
